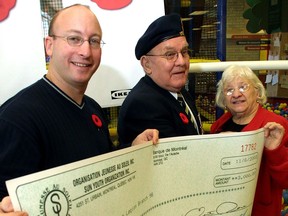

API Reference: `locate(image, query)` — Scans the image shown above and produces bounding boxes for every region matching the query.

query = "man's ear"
[140,56,152,75]
[45,36,53,57]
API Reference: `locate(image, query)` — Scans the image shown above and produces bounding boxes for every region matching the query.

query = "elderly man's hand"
[132,129,159,146]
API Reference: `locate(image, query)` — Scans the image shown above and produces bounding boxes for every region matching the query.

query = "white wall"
[0,1,46,105]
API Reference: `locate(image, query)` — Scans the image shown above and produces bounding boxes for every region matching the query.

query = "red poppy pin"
[92,114,102,128]
[179,113,189,124]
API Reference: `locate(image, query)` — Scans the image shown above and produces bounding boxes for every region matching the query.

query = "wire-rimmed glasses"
[224,84,250,96]
[50,35,105,49]
[145,49,190,62]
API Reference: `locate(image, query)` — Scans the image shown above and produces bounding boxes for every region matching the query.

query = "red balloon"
[0,0,16,22]
[91,0,132,10]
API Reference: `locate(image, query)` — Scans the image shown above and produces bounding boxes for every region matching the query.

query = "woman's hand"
[263,122,285,150]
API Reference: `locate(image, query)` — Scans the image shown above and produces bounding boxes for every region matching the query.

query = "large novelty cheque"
[6,129,264,216]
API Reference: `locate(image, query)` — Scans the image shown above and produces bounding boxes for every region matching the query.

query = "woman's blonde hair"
[215,65,267,109]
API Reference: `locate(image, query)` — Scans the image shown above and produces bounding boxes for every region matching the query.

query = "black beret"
[135,13,185,60]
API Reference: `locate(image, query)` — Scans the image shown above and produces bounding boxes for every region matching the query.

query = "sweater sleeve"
[0,119,42,200]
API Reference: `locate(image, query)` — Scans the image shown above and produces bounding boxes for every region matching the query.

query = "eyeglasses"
[50,35,105,49]
[146,49,190,62]
[224,84,250,96]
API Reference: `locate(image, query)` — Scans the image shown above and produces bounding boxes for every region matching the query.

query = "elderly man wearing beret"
[118,13,202,147]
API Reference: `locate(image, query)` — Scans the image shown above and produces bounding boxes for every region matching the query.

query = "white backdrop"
[0,0,165,107]
[0,1,46,105]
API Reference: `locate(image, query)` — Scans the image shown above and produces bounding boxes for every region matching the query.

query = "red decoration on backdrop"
[92,114,103,128]
[0,0,16,22]
[91,0,132,10]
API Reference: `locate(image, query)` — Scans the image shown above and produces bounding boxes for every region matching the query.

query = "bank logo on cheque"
[39,184,72,216]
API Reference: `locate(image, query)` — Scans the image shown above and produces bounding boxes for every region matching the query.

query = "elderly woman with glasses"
[211,65,288,216]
